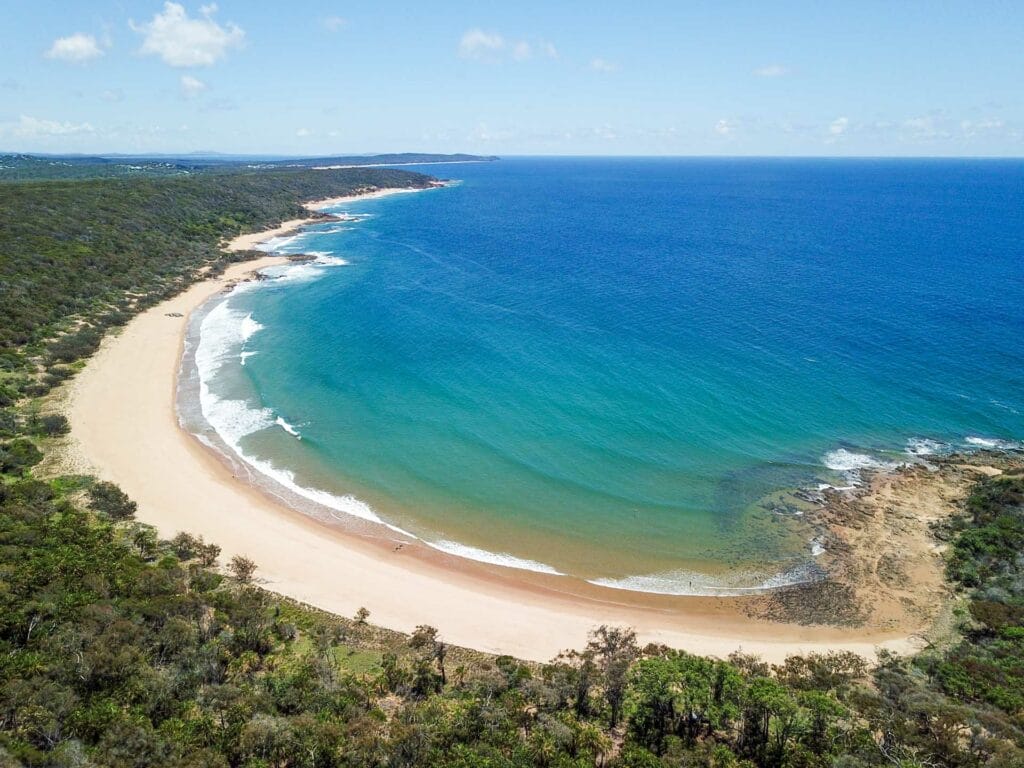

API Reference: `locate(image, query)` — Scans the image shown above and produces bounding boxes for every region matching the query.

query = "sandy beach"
[60,197,965,664]
[224,187,440,252]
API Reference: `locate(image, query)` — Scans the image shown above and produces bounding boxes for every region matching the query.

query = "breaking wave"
[588,561,823,597]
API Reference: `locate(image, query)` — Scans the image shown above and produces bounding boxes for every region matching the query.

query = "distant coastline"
[312,160,495,170]
[224,183,449,252]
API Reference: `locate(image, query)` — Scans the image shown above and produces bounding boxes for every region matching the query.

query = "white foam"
[275,416,301,439]
[426,539,564,575]
[256,233,301,253]
[239,351,257,366]
[201,392,275,447]
[906,437,949,456]
[259,256,348,286]
[589,563,818,597]
[313,254,349,266]
[195,295,275,446]
[965,436,1021,450]
[822,448,900,472]
[966,436,999,448]
[818,483,857,492]
[246,452,385,525]
[240,313,264,342]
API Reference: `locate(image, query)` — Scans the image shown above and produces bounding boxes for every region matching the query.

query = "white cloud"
[323,16,347,31]
[459,28,505,59]
[45,33,104,63]
[180,74,207,97]
[961,117,1005,137]
[101,88,125,102]
[753,64,788,77]
[589,58,618,73]
[131,2,244,67]
[296,127,312,137]
[459,29,555,62]
[900,115,952,141]
[512,41,532,61]
[829,116,849,135]
[714,118,737,136]
[1,115,95,138]
[469,122,515,143]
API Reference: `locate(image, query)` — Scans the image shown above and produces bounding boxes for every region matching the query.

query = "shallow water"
[185,158,1024,592]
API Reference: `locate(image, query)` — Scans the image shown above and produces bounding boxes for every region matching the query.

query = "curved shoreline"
[62,197,945,663]
[190,230,824,597]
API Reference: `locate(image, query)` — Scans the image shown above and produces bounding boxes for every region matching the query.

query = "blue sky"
[1,1,1022,156]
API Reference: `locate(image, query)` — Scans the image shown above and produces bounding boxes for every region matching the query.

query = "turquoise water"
[189,158,1024,593]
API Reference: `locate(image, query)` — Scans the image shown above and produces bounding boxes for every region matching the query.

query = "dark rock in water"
[287,253,317,263]
[794,488,826,505]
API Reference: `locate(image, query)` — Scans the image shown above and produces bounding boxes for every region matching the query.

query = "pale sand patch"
[226,219,319,252]
[224,186,440,252]
[60,208,941,665]
[304,183,448,211]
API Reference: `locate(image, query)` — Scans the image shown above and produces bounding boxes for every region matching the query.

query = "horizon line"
[4,150,1024,161]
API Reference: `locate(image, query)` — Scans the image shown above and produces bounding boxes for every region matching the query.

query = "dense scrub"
[0,473,1023,767]
[0,167,433,354]
[0,153,495,182]
[938,476,1024,715]
[1,168,1023,766]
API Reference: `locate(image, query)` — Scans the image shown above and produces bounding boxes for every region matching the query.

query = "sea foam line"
[194,263,566,576]
[588,562,822,597]
[965,436,1023,451]
[426,540,565,575]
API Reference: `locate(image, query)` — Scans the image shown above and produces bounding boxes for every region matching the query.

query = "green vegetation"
[0,166,433,364]
[937,478,1024,715]
[0,154,198,181]
[1,472,1023,767]
[0,153,496,182]
[0,166,1022,766]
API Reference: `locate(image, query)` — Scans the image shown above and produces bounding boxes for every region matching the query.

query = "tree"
[87,481,137,520]
[228,555,257,584]
[170,532,220,566]
[587,625,639,728]
[740,677,798,766]
[409,624,447,689]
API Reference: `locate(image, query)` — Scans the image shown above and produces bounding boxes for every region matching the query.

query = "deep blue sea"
[188,157,1024,594]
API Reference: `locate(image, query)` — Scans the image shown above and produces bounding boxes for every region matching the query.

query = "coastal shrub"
[27,413,70,437]
[0,409,16,437]
[0,167,434,362]
[0,438,42,474]
[0,467,1022,766]
[47,327,103,363]
[0,383,18,407]
[87,480,137,520]
[41,365,74,390]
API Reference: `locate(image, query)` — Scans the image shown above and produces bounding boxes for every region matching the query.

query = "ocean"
[181,157,1024,594]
